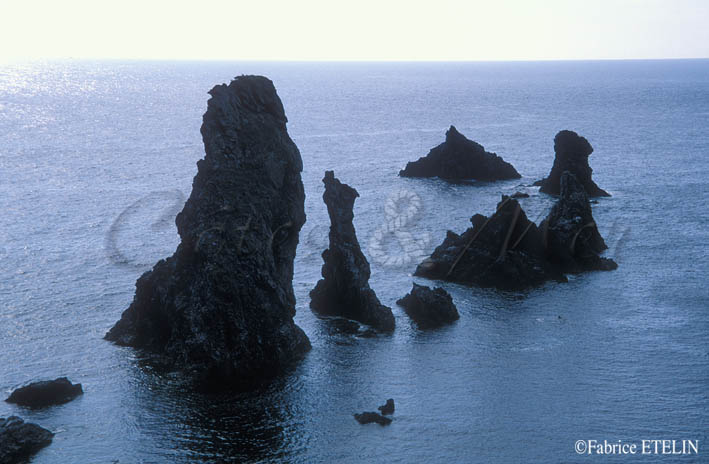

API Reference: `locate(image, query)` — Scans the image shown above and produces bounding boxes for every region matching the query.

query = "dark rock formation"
[415,197,566,290]
[416,172,617,290]
[378,399,395,415]
[0,416,53,463]
[6,377,82,408]
[399,126,520,181]
[535,130,610,197]
[310,171,395,332]
[105,76,310,389]
[396,284,459,328]
[510,191,529,199]
[540,172,618,272]
[354,412,392,426]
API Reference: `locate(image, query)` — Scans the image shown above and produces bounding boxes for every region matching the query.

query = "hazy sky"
[1,0,708,61]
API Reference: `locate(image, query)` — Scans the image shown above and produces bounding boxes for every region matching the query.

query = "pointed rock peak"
[445,125,464,142]
[400,126,520,181]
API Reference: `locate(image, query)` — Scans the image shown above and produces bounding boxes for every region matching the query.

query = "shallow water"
[1,60,708,463]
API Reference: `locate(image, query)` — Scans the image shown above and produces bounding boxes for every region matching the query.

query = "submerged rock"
[415,197,566,290]
[105,76,310,390]
[378,398,395,415]
[310,171,395,332]
[535,130,610,197]
[6,377,82,408]
[540,171,618,272]
[0,416,53,463]
[396,284,459,328]
[354,412,392,426]
[510,191,529,199]
[399,126,520,181]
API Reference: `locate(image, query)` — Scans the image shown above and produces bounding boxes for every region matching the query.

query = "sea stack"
[535,130,610,196]
[310,171,395,332]
[540,171,618,272]
[105,76,310,389]
[416,174,617,290]
[415,196,565,290]
[399,126,520,181]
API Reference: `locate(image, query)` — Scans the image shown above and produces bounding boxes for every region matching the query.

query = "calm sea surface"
[1,60,708,463]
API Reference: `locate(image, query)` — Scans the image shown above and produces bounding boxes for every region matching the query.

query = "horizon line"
[2,56,709,65]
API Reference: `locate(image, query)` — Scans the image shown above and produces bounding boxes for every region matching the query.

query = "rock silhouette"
[378,398,395,415]
[399,126,520,181]
[540,171,618,272]
[396,284,459,328]
[6,377,82,408]
[310,171,395,332]
[416,173,617,290]
[105,76,310,390]
[0,416,53,463]
[535,130,610,197]
[416,197,566,290]
[354,412,392,426]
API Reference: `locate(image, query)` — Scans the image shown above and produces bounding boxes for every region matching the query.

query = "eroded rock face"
[396,284,459,328]
[540,171,618,272]
[0,416,53,463]
[6,377,82,408]
[415,197,566,290]
[105,76,310,389]
[399,126,521,181]
[416,173,617,290]
[309,171,395,332]
[536,130,610,197]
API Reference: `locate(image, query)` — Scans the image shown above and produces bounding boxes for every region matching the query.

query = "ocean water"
[0,60,708,463]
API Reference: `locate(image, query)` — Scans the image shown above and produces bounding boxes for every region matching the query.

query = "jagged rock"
[535,130,610,197]
[378,399,395,415]
[354,412,392,426]
[310,171,395,332]
[0,416,53,463]
[540,171,618,272]
[6,377,82,408]
[396,284,459,328]
[105,76,310,390]
[416,172,617,289]
[415,197,566,290]
[510,191,529,199]
[399,126,520,181]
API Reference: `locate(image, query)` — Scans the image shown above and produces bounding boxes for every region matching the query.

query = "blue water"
[1,60,708,463]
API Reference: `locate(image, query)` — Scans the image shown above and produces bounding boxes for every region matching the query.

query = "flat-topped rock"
[6,377,82,408]
[310,171,395,332]
[535,130,610,197]
[105,75,310,390]
[354,412,392,426]
[399,126,520,181]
